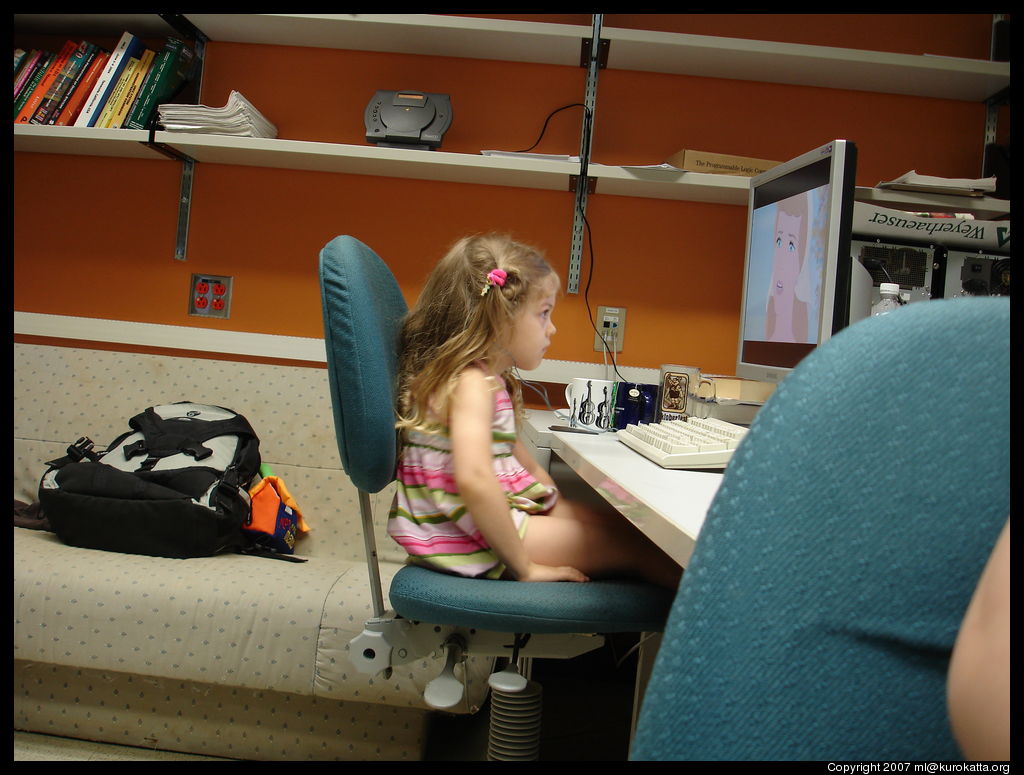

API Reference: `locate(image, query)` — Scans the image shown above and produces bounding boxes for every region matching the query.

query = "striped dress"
[386,376,558,579]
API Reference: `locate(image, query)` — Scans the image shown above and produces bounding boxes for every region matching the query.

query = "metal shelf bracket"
[567,14,605,294]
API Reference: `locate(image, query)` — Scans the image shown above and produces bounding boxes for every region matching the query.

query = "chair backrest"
[630,297,1010,761]
[319,236,408,494]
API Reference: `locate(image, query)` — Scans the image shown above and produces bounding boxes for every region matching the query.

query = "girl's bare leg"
[522,500,682,589]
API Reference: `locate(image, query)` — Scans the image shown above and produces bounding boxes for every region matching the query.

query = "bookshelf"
[14,13,1010,219]
[14,9,1011,269]
[181,14,1009,102]
[14,13,1011,372]
[12,124,1011,219]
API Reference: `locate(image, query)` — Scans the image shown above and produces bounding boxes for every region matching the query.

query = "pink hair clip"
[481,268,507,296]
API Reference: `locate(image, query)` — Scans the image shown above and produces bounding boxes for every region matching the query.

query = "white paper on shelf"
[877,170,996,192]
[480,150,580,162]
[158,90,277,138]
[621,163,680,171]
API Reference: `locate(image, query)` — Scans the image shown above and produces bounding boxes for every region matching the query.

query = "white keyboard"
[617,417,749,470]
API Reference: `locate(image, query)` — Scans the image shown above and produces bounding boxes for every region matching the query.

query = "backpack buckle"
[182,442,213,460]
[123,439,148,459]
[45,437,100,468]
[68,437,98,462]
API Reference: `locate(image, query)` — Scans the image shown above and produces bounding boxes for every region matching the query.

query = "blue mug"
[612,383,658,430]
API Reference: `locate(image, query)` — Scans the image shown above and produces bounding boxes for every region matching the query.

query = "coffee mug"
[565,378,615,432]
[659,365,713,419]
[611,383,659,430]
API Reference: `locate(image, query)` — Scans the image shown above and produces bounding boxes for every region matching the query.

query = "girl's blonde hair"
[396,234,558,435]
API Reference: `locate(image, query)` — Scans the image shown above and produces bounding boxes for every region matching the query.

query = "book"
[74,31,144,128]
[125,38,196,131]
[15,40,76,124]
[14,52,52,117]
[15,48,26,72]
[95,55,140,128]
[46,44,102,125]
[107,48,155,128]
[14,49,46,100]
[30,41,95,125]
[52,49,109,126]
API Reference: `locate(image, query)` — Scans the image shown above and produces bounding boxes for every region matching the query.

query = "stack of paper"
[877,170,996,197]
[480,150,580,162]
[157,90,276,138]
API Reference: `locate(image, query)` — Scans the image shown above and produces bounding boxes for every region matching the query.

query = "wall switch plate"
[189,274,232,319]
[594,305,626,352]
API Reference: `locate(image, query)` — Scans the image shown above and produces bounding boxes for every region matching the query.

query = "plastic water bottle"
[871,283,901,317]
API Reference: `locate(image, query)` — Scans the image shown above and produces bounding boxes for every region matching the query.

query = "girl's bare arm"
[450,367,585,582]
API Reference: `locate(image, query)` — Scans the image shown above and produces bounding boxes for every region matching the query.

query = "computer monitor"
[736,139,858,384]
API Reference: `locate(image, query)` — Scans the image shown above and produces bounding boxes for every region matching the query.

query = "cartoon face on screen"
[765,194,809,343]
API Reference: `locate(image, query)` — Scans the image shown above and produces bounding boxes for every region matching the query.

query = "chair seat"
[389,565,673,634]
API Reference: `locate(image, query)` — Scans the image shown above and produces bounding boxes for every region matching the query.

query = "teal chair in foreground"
[630,297,1009,761]
[319,236,673,760]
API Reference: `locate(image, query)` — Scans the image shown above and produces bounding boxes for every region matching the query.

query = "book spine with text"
[107,48,155,129]
[125,38,194,131]
[95,56,140,128]
[52,50,109,126]
[73,31,143,128]
[14,52,53,118]
[30,41,93,124]
[15,40,76,124]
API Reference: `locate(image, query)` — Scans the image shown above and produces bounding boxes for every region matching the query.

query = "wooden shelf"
[159,135,757,205]
[182,13,1009,101]
[12,124,170,160]
[151,133,582,191]
[14,125,1011,217]
[599,26,1008,102]
[18,14,1007,101]
[854,186,1010,220]
[10,125,746,203]
[14,14,1010,217]
[184,13,589,67]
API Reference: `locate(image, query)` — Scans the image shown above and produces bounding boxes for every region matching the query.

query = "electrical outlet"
[594,305,626,352]
[189,274,232,319]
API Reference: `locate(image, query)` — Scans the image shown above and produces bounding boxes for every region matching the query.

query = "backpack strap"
[126,407,257,462]
[45,437,102,469]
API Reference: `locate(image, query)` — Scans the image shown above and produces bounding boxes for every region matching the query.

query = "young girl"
[386,234,681,589]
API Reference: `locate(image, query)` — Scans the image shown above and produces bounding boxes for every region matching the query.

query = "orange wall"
[13,14,997,374]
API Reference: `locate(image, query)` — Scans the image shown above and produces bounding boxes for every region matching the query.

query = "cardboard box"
[698,376,776,404]
[665,149,780,177]
[691,376,776,425]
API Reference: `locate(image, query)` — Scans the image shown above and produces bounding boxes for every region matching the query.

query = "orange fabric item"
[247,475,310,553]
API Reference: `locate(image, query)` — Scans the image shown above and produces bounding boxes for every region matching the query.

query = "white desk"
[522,411,725,568]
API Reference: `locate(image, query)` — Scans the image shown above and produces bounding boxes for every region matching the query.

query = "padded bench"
[13,343,491,760]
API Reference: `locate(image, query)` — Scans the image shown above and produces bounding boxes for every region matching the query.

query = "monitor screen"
[736,140,858,383]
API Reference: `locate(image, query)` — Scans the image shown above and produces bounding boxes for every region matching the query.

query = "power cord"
[580,209,627,383]
[514,103,628,387]
[860,256,908,305]
[511,103,589,154]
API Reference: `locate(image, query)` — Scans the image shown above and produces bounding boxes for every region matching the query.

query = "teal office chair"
[629,297,1010,761]
[319,236,673,758]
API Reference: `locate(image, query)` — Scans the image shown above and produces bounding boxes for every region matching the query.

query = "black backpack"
[39,402,269,559]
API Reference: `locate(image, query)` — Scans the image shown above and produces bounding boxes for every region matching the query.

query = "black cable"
[581,207,627,384]
[516,103,627,383]
[511,103,588,154]
[861,256,907,305]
